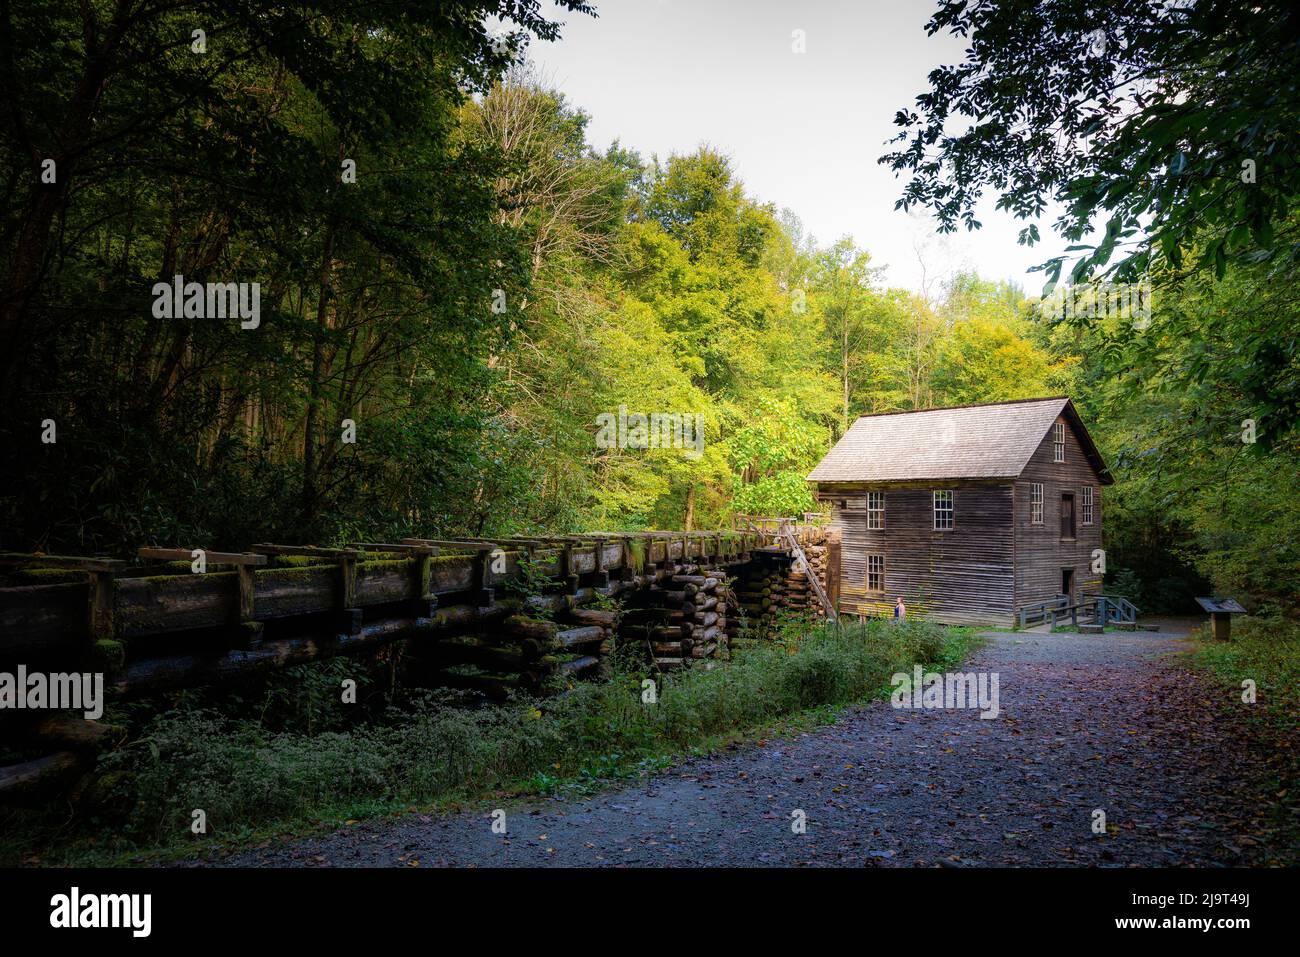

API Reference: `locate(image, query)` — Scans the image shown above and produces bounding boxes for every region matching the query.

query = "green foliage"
[0,17,1089,553]
[884,0,1300,285]
[884,0,1300,435]
[1190,616,1300,728]
[1187,615,1300,852]
[885,3,1297,614]
[930,274,1075,404]
[500,554,555,605]
[1043,260,1299,615]
[731,470,817,517]
[1,3,1288,667]
[0,1,598,551]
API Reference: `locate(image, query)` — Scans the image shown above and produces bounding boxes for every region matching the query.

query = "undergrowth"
[1186,614,1300,859]
[1,616,979,865]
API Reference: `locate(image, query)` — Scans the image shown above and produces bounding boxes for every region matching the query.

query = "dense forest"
[2,0,1299,882]
[0,0,1295,617]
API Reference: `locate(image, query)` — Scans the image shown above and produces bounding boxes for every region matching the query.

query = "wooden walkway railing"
[1017,593,1139,629]
[0,532,762,686]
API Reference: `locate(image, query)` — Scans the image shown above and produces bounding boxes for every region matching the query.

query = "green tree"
[809,239,881,433]
[0,1,593,551]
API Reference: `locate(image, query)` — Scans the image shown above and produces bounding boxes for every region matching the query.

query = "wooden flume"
[0,524,835,800]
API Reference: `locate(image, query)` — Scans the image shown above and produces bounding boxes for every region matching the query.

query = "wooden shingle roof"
[807,396,1112,485]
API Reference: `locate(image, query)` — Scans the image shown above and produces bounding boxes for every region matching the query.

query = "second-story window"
[867,491,885,529]
[1053,422,1066,462]
[1082,485,1095,525]
[1031,483,1044,524]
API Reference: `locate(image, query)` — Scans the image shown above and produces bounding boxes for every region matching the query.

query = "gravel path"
[201,622,1283,867]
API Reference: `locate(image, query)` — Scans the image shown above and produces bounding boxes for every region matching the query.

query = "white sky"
[530,0,1071,297]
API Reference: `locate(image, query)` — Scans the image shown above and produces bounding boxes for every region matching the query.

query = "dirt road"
[202,623,1285,867]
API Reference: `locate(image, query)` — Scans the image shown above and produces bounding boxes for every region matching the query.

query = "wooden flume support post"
[399,538,452,617]
[722,517,839,635]
[0,551,128,686]
[253,544,366,633]
[137,547,269,643]
[591,537,609,586]
[347,543,440,626]
[84,562,124,646]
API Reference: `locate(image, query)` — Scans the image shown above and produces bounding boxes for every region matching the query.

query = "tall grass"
[3,616,976,864]
[1188,615,1300,727]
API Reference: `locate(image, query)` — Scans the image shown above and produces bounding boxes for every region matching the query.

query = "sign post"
[1194,597,1246,640]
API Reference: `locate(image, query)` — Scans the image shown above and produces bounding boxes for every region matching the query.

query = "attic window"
[933,490,954,530]
[1053,422,1066,462]
[867,491,885,529]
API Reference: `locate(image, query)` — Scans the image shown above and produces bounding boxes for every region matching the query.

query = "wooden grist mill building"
[807,397,1112,626]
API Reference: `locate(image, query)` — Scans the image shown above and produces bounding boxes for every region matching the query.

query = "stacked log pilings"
[616,558,732,672]
[725,550,788,643]
[723,527,838,640]
[420,602,620,699]
[785,530,833,619]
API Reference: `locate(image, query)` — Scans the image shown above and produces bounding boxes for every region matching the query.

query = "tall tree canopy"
[882,0,1300,287]
[880,0,1298,616]
[0,1,592,546]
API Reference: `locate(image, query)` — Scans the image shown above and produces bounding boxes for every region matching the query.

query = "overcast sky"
[530,0,1070,298]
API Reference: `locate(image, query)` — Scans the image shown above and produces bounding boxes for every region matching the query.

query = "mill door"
[1060,493,1076,540]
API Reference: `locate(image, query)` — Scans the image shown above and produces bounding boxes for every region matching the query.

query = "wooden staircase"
[777,523,837,622]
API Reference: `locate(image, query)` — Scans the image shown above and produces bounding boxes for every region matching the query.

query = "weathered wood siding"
[1013,414,1105,608]
[826,482,1015,626]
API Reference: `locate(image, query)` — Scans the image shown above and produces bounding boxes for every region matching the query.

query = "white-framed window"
[867,491,885,529]
[1053,422,1066,462]
[1030,482,1044,524]
[867,554,885,591]
[933,489,954,530]
[1082,485,1094,525]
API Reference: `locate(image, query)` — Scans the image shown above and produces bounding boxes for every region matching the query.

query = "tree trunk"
[302,218,339,524]
[0,9,127,395]
[842,318,850,435]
